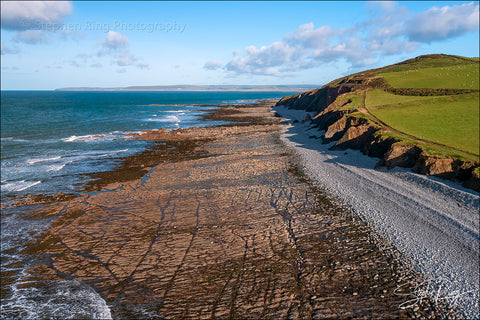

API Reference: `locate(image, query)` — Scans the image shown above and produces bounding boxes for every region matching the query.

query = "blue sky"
[1,1,479,90]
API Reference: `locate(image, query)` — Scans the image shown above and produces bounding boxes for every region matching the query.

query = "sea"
[0,90,297,319]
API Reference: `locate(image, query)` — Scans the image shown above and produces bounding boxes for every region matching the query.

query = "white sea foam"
[62,135,96,142]
[1,137,29,143]
[27,156,62,165]
[97,149,129,158]
[1,180,41,192]
[17,181,41,191]
[130,130,147,135]
[1,279,112,320]
[47,164,66,172]
[147,115,180,122]
[62,134,118,142]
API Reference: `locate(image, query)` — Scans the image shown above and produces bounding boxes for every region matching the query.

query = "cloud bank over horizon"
[205,2,479,76]
[1,1,478,89]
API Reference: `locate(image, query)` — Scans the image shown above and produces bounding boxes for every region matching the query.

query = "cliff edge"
[276,54,480,191]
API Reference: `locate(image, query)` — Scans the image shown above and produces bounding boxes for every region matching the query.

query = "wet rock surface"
[2,102,452,319]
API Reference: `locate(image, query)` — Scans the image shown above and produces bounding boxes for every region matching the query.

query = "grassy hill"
[367,91,479,157]
[363,55,479,160]
[277,54,480,190]
[381,64,478,89]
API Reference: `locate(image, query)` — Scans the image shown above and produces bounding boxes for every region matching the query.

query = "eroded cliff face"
[275,78,480,192]
[278,86,352,113]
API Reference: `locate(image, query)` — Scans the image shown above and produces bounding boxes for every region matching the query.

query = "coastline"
[2,101,455,318]
[274,105,479,319]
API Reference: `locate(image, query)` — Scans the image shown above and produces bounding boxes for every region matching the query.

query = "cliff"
[276,54,480,191]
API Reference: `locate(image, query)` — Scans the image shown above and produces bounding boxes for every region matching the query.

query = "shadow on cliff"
[281,120,379,171]
[280,118,480,193]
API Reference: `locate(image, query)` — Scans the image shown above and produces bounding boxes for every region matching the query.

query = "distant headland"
[55,85,319,92]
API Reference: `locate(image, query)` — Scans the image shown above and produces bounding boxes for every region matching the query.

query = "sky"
[1,1,479,90]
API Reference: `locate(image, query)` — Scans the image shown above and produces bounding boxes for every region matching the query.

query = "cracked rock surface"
[3,102,451,319]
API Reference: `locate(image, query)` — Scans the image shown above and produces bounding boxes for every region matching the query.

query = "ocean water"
[1,91,294,200]
[0,90,295,319]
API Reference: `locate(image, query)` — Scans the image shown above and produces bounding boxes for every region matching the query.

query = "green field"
[380,64,479,89]
[365,89,445,108]
[377,54,478,73]
[367,92,479,157]
[337,91,365,110]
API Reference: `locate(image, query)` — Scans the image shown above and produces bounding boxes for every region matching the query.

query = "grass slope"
[366,89,444,107]
[381,64,479,89]
[368,92,479,158]
[377,54,478,73]
[286,54,479,163]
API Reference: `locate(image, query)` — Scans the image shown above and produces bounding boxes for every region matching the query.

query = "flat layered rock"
[6,102,450,319]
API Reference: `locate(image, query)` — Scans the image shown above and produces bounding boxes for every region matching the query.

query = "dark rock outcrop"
[362,135,399,158]
[463,170,480,191]
[413,155,478,182]
[313,109,352,131]
[276,88,327,112]
[377,144,423,169]
[332,125,377,151]
[275,54,480,192]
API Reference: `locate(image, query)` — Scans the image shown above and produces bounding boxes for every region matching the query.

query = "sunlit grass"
[381,64,479,89]
[368,92,479,157]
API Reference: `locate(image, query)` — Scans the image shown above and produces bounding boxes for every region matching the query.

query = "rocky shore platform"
[2,101,455,319]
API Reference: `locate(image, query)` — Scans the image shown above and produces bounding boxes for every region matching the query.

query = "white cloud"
[368,39,418,55]
[1,1,80,44]
[49,32,149,71]
[218,21,392,76]
[225,41,300,75]
[284,23,333,48]
[209,2,479,76]
[203,60,224,70]
[116,55,137,67]
[406,2,480,42]
[221,24,381,76]
[1,1,72,30]
[95,32,149,70]
[99,31,130,50]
